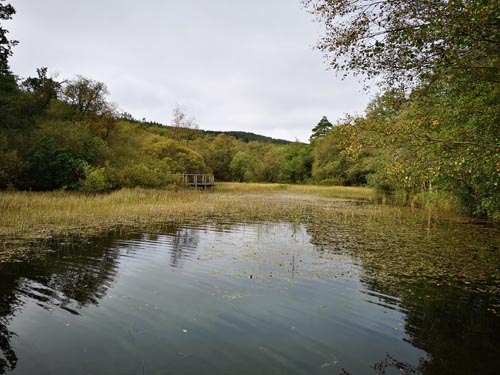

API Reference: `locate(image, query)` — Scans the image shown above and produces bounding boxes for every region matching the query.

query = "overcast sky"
[8,0,372,142]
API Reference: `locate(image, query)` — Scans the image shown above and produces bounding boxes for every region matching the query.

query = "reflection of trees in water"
[0,323,17,374]
[169,228,200,268]
[0,276,19,374]
[0,225,198,373]
[340,354,424,375]
[398,283,499,375]
[303,212,500,375]
[0,233,126,374]
[338,276,500,375]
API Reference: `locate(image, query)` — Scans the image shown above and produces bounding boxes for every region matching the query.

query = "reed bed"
[215,182,375,200]
[0,183,375,257]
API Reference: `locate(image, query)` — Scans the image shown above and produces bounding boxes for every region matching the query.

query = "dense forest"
[0,0,499,217]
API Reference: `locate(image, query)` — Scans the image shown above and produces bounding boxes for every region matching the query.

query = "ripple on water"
[1,220,499,375]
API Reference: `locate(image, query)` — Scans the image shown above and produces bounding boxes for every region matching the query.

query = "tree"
[260,146,290,183]
[146,138,209,174]
[230,150,259,182]
[28,136,85,190]
[203,134,244,181]
[62,76,111,117]
[0,133,25,188]
[0,2,34,131]
[285,142,313,182]
[170,105,199,142]
[22,67,61,112]
[0,0,16,75]
[302,0,500,87]
[309,116,333,142]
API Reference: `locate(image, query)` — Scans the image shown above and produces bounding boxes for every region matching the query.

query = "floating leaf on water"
[223,293,245,300]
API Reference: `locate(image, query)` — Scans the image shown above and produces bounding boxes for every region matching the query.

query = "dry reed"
[0,183,375,257]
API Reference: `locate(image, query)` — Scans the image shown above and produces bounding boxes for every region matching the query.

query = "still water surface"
[0,207,499,374]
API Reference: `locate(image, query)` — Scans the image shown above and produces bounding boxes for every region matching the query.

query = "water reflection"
[394,283,499,375]
[0,278,18,373]
[0,213,498,375]
[304,206,500,375]
[0,234,124,373]
[170,228,200,268]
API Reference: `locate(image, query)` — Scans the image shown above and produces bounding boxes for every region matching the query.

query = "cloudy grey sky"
[8,0,372,142]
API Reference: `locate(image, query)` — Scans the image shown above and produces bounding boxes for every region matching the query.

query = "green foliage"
[230,150,259,182]
[303,0,500,87]
[29,136,86,190]
[259,146,290,183]
[203,130,290,145]
[0,0,16,75]
[228,142,311,184]
[301,0,499,216]
[79,163,112,193]
[312,123,374,186]
[0,133,25,189]
[400,75,500,216]
[146,138,209,174]
[106,161,173,189]
[309,116,332,142]
[62,76,112,118]
[200,134,244,181]
[21,67,61,112]
[285,142,313,183]
[0,74,39,130]
[310,73,499,216]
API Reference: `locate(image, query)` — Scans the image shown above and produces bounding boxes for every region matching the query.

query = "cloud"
[9,0,372,142]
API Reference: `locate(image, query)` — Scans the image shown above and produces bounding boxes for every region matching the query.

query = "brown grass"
[0,183,375,255]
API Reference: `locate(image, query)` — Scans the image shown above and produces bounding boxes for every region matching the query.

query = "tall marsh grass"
[215,182,375,200]
[0,183,376,256]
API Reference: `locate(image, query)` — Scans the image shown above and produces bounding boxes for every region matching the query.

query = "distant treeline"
[129,115,290,145]
[202,130,290,145]
[0,1,499,217]
[139,125,291,145]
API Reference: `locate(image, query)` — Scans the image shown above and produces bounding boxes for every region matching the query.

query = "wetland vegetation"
[0,183,374,257]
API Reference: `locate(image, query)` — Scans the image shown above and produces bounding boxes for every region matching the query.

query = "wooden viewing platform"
[181,174,215,189]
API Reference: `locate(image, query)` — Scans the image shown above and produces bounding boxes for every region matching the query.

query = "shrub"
[80,163,112,193]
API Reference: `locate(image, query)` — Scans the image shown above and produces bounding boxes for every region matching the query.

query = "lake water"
[1,202,499,374]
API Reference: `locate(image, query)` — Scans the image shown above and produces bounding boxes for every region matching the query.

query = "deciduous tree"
[303,0,500,87]
[62,76,111,117]
[0,0,16,75]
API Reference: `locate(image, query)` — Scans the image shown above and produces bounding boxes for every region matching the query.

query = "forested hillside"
[202,130,290,145]
[1,0,499,217]
[0,69,312,191]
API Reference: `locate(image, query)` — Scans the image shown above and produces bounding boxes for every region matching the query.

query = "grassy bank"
[0,183,375,258]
